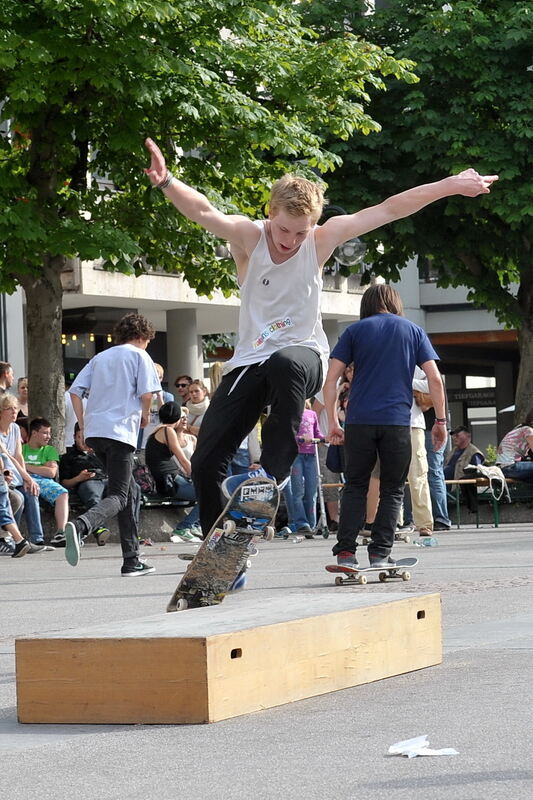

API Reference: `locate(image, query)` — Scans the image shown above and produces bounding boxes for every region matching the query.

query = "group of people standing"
[2,141,500,580]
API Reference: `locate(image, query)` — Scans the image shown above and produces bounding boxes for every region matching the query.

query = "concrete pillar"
[446,374,464,431]
[322,318,340,350]
[2,288,26,378]
[495,361,515,443]
[166,309,203,390]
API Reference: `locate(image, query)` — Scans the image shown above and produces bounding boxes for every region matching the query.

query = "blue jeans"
[424,430,451,526]
[174,474,200,528]
[16,487,45,543]
[501,461,533,483]
[333,424,412,559]
[77,479,107,509]
[282,480,308,531]
[290,453,318,529]
[228,447,251,476]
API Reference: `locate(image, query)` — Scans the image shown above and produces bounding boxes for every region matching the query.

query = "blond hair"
[269,175,325,223]
[0,394,18,412]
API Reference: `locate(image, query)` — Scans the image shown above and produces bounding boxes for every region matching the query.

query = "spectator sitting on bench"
[444,426,485,481]
[444,425,485,513]
[496,408,533,484]
[59,422,111,546]
[145,401,202,542]
[22,417,70,546]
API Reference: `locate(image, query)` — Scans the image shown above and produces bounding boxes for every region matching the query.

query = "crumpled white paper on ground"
[388,735,459,758]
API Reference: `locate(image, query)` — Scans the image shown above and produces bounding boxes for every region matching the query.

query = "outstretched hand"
[144,138,167,186]
[455,168,498,197]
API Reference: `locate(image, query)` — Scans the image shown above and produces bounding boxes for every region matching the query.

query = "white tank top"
[223,221,330,381]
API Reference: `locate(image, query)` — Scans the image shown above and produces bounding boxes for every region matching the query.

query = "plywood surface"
[16,592,434,640]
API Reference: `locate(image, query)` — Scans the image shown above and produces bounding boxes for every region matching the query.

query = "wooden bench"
[324,479,532,531]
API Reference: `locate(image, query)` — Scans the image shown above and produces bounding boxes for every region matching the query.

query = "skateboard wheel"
[404,535,411,544]
[402,571,411,581]
[379,572,387,582]
[176,598,188,611]
[223,519,236,534]
[357,575,367,585]
[335,575,344,586]
[322,530,329,539]
[264,526,275,541]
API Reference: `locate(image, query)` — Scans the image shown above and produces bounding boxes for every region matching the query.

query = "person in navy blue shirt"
[323,284,447,568]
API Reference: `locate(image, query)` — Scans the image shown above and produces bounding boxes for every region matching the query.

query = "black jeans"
[79,438,141,560]
[191,346,322,535]
[332,424,412,559]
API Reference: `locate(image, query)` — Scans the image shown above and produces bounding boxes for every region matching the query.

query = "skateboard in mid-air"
[167,477,279,612]
[325,557,418,586]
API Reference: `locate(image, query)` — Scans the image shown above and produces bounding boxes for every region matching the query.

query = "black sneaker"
[93,526,110,546]
[433,522,451,531]
[121,560,155,577]
[0,538,15,556]
[50,532,66,547]
[12,539,31,558]
[369,556,396,568]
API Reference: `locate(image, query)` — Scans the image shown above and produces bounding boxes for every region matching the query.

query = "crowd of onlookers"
[1,355,532,560]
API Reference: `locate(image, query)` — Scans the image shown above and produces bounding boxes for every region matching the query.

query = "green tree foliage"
[0,0,418,295]
[302,0,532,417]
[0,0,417,432]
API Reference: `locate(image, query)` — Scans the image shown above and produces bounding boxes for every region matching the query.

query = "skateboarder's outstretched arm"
[144,138,259,261]
[315,169,498,261]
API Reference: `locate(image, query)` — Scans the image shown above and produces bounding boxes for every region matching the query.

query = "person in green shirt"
[22,418,69,543]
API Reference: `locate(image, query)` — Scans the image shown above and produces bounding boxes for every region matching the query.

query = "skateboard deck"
[167,477,279,611]
[326,557,418,585]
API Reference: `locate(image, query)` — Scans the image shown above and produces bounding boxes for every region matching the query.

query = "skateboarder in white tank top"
[145,137,497,537]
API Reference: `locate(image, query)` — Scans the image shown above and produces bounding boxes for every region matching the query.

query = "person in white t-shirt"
[145,137,498,540]
[66,313,161,576]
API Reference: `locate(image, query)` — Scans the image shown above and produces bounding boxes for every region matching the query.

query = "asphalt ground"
[1,522,533,800]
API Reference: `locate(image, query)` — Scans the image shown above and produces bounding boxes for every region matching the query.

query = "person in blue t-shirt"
[323,284,447,569]
[66,313,162,577]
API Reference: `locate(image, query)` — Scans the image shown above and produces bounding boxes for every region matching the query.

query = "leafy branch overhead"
[0,0,417,296]
[302,0,531,330]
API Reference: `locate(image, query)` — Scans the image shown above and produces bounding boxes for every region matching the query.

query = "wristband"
[434,419,447,425]
[156,170,174,190]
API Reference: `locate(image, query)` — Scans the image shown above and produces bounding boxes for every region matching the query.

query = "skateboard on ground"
[167,477,279,612]
[358,527,413,546]
[325,557,418,586]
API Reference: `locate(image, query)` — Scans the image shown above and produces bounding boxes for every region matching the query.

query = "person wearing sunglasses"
[174,375,192,405]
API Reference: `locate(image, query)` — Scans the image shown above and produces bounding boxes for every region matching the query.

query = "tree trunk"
[515,321,533,425]
[19,256,65,449]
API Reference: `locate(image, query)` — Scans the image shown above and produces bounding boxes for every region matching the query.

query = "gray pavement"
[2,522,533,799]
